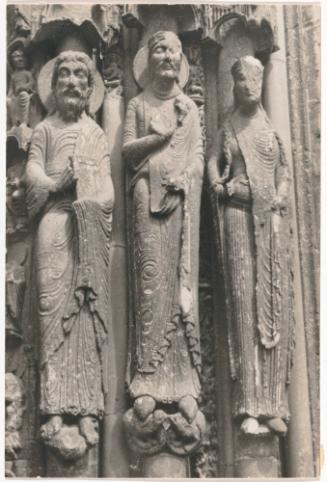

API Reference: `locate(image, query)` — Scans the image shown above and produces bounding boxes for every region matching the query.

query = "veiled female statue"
[122,31,205,453]
[208,56,294,436]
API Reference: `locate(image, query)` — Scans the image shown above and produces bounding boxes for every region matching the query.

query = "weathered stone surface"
[5,4,319,479]
[122,30,205,474]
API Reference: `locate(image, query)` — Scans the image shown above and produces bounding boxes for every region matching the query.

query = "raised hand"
[149,114,175,139]
[51,158,78,193]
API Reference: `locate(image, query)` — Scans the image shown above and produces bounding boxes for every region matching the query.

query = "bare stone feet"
[240,417,270,435]
[266,417,288,436]
[40,415,63,441]
[134,395,156,421]
[79,416,99,446]
[178,395,198,423]
[240,417,259,434]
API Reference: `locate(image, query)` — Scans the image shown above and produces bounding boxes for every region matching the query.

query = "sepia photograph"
[4,1,321,479]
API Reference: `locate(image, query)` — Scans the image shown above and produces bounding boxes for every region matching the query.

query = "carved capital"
[201,6,278,61]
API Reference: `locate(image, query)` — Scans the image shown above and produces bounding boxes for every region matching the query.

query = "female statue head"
[231,56,264,108]
[148,31,182,82]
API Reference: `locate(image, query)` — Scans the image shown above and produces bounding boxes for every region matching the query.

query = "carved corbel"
[123,396,206,469]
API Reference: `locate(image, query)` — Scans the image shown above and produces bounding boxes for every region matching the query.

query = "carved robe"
[213,109,294,421]
[25,112,113,417]
[123,91,203,402]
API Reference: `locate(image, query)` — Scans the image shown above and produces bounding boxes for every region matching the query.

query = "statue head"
[51,50,95,122]
[10,49,27,71]
[231,56,264,108]
[148,31,182,83]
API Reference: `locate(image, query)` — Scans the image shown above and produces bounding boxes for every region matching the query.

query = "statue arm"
[207,128,224,186]
[186,107,204,180]
[122,98,167,172]
[273,132,291,211]
[24,125,56,218]
[207,128,227,198]
[97,153,115,208]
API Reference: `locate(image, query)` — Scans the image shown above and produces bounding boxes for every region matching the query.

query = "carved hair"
[231,55,263,79]
[51,50,95,92]
[148,31,182,55]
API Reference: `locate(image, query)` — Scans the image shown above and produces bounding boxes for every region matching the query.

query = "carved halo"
[37,55,105,114]
[133,45,189,90]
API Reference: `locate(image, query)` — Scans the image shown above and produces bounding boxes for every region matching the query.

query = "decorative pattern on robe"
[212,111,294,420]
[123,91,203,402]
[25,114,113,417]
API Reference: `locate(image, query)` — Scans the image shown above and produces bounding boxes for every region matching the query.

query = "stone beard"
[208,56,294,436]
[24,51,114,454]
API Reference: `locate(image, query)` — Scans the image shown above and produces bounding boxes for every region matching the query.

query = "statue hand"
[159,192,182,216]
[272,194,287,215]
[210,178,226,199]
[149,115,174,139]
[166,174,188,193]
[52,164,77,193]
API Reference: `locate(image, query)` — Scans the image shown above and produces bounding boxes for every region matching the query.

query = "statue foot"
[240,417,260,435]
[134,395,156,421]
[266,417,288,436]
[178,395,198,423]
[40,415,63,441]
[79,416,99,446]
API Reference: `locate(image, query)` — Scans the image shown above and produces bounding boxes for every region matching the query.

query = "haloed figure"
[208,56,294,436]
[123,31,204,425]
[25,51,114,450]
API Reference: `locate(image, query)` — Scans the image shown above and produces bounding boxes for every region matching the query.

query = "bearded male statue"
[24,51,114,456]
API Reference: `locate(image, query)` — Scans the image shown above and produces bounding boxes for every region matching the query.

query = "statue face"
[54,59,91,120]
[11,49,26,70]
[55,60,90,101]
[149,34,182,81]
[233,66,263,107]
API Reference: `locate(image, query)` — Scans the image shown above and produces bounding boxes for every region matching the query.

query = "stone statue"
[24,51,114,458]
[7,39,35,127]
[122,31,205,456]
[208,56,294,436]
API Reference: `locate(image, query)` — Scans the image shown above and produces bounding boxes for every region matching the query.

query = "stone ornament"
[5,373,25,477]
[123,30,205,458]
[7,37,35,128]
[208,55,294,437]
[24,50,114,460]
[38,55,105,114]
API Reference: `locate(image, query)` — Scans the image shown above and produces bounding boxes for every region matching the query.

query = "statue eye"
[59,68,70,77]
[75,69,87,79]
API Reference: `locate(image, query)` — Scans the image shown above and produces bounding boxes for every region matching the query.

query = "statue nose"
[68,75,78,86]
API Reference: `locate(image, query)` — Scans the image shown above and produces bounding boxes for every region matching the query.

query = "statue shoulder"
[30,116,53,141]
[177,92,197,111]
[127,92,144,110]
[84,115,106,137]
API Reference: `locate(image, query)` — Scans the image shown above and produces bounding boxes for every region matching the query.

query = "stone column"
[101,68,130,478]
[264,5,315,477]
